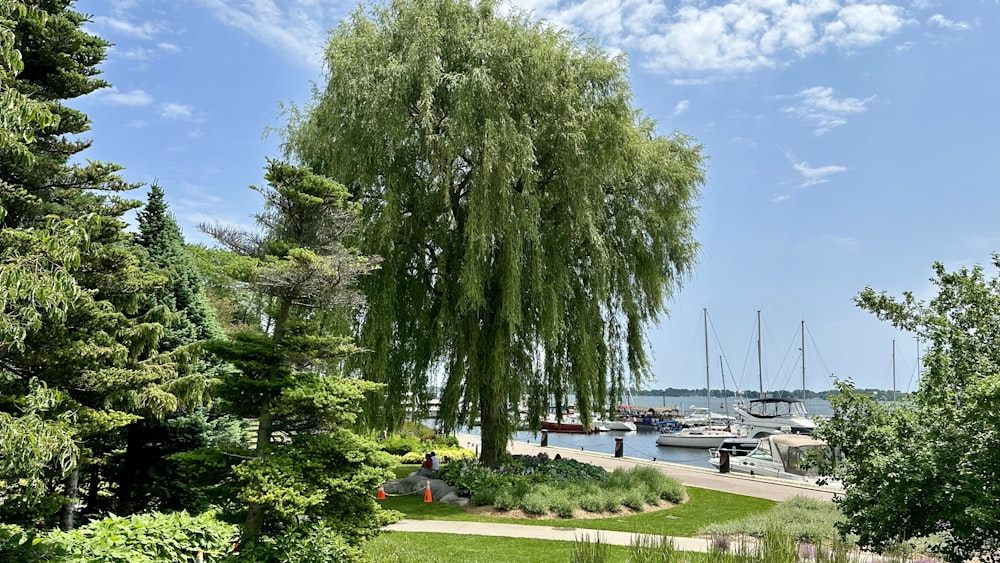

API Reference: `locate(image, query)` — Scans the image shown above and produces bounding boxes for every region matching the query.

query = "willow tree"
[285,0,705,466]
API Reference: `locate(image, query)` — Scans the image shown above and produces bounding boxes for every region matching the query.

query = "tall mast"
[719,355,728,415]
[756,310,764,398]
[892,339,897,403]
[704,308,710,409]
[801,319,806,401]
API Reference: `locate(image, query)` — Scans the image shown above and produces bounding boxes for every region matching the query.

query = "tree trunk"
[60,469,79,531]
[243,297,288,538]
[478,379,511,468]
[243,404,273,538]
[116,421,146,514]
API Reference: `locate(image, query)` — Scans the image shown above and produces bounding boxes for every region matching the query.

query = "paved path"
[385,433,841,548]
[389,519,718,551]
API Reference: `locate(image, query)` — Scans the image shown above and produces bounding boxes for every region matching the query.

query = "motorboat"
[541,414,597,434]
[656,423,737,449]
[708,434,841,487]
[596,418,638,432]
[681,406,736,428]
[734,397,817,435]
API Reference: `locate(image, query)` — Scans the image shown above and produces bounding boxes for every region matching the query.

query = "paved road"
[384,433,841,548]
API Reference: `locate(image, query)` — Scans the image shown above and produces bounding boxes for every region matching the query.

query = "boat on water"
[734,397,817,435]
[735,315,818,436]
[596,418,638,432]
[655,309,738,449]
[541,414,598,434]
[656,424,736,448]
[681,406,736,428]
[708,433,841,487]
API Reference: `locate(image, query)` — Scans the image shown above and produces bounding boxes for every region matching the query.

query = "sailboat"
[656,309,737,449]
[734,315,816,437]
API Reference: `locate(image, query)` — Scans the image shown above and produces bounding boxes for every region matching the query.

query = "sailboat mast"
[892,339,897,403]
[756,310,764,399]
[801,320,806,401]
[704,308,710,409]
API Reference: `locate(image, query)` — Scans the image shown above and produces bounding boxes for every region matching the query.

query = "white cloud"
[827,235,859,248]
[783,86,875,135]
[98,88,154,106]
[203,0,914,75]
[510,0,913,75]
[196,0,346,68]
[160,103,195,120]
[94,16,160,39]
[157,42,182,53]
[672,100,690,116]
[927,14,972,32]
[793,160,847,187]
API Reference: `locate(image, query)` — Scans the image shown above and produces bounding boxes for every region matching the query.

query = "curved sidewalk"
[385,434,839,550]
[387,519,714,551]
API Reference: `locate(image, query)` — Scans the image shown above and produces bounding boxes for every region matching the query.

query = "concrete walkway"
[385,433,841,548]
[389,519,717,551]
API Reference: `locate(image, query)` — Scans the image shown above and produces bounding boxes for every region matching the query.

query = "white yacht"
[734,397,817,435]
[708,433,841,488]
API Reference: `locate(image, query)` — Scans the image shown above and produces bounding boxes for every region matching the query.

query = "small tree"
[817,256,1000,562]
[200,161,396,548]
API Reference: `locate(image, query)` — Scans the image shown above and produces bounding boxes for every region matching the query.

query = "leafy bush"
[437,456,684,517]
[43,510,237,563]
[700,495,847,545]
[0,524,54,562]
[233,522,360,562]
[379,433,424,456]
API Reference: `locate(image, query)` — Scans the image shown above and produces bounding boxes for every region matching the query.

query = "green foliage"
[232,430,401,544]
[231,522,359,563]
[42,510,237,563]
[436,455,683,517]
[699,496,847,546]
[815,256,1000,562]
[284,0,705,467]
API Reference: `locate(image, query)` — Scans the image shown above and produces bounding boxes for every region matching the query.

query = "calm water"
[460,396,834,471]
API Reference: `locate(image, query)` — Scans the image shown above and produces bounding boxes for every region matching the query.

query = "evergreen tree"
[200,160,396,546]
[0,1,196,529]
[110,185,227,515]
[284,0,705,466]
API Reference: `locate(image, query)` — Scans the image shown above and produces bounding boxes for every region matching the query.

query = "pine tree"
[201,160,396,545]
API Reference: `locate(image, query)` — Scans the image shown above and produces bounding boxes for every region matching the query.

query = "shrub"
[520,489,551,515]
[235,522,360,563]
[379,433,424,456]
[43,510,237,563]
[621,490,647,511]
[0,524,54,562]
[551,497,576,518]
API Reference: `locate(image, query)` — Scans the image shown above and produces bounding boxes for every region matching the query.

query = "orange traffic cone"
[377,485,386,500]
[423,481,433,503]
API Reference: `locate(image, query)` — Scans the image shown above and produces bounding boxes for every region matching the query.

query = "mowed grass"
[378,485,775,537]
[366,532,718,563]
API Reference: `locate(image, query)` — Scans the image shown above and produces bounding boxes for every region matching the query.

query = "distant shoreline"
[636,388,905,401]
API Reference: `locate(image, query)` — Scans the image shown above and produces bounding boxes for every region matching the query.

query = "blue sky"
[72,0,998,394]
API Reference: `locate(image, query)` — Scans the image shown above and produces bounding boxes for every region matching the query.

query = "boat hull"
[541,420,596,434]
[655,428,736,449]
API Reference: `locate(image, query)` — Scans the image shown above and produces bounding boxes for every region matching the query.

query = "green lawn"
[378,485,775,537]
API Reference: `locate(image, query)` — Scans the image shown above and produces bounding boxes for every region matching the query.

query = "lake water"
[462,396,833,471]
